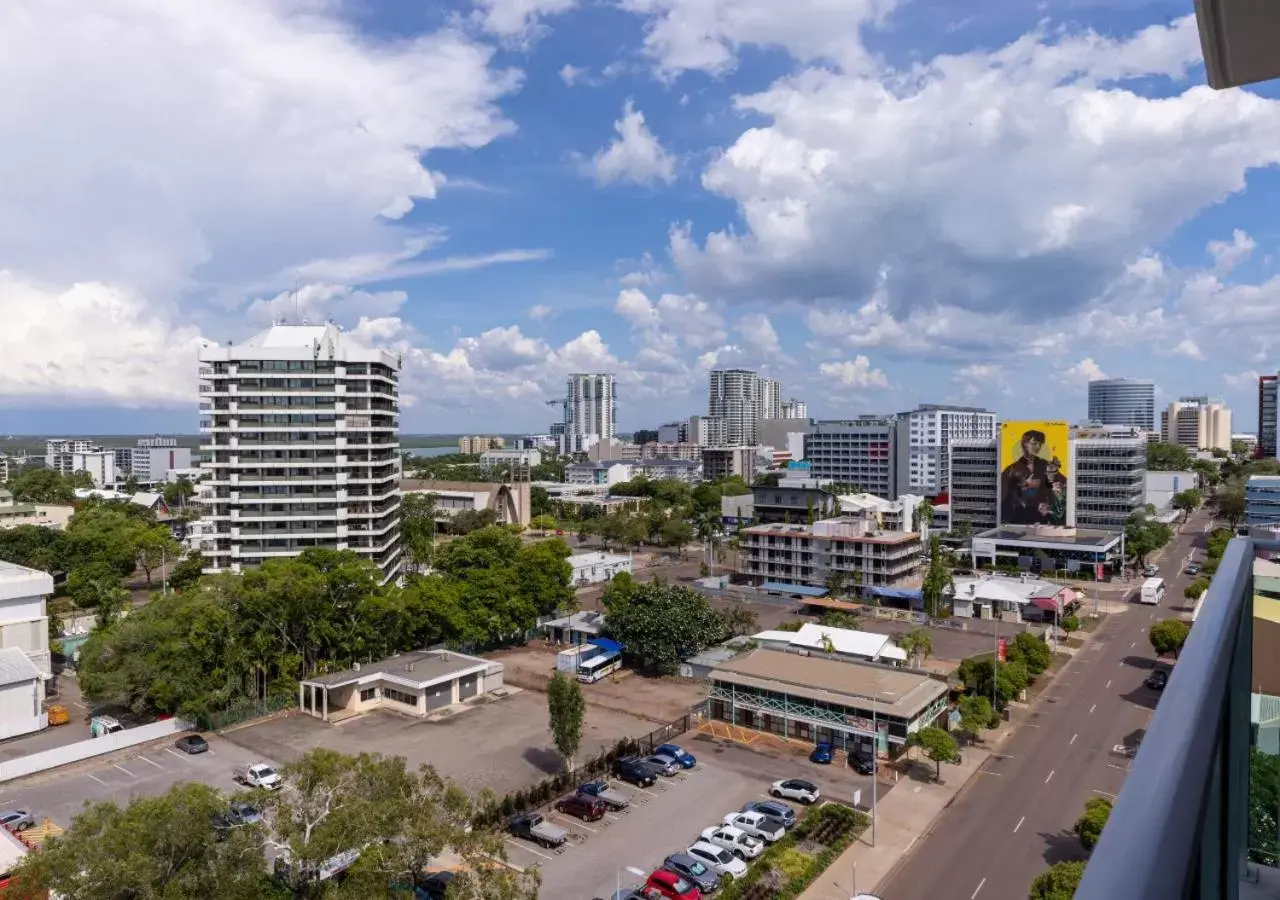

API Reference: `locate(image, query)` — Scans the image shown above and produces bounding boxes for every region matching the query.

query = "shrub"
[774,847,814,881]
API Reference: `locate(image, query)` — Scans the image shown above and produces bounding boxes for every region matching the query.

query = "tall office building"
[709,369,762,446]
[900,404,997,496]
[1161,397,1232,451]
[760,378,781,420]
[1087,378,1156,432]
[945,439,999,533]
[780,399,808,420]
[557,373,616,454]
[1072,425,1148,531]
[804,417,905,498]
[198,323,402,582]
[1260,375,1278,458]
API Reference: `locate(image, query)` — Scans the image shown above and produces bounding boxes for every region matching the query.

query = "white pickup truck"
[234,763,282,790]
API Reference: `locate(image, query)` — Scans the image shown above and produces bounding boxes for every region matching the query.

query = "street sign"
[997,638,1007,663]
[852,789,862,809]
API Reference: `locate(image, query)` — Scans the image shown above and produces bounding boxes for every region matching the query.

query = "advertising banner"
[997,638,1007,663]
[999,421,1071,527]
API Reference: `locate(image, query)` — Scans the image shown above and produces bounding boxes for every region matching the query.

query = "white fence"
[0,718,192,783]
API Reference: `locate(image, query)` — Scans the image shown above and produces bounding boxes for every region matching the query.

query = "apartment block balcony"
[1077,537,1276,899]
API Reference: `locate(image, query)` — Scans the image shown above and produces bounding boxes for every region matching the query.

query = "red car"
[554,794,605,822]
[643,869,700,899]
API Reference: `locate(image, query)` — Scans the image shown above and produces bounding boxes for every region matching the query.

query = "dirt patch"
[488,644,708,723]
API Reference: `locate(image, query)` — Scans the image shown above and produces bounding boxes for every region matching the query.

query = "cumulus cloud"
[672,16,1280,325]
[473,0,579,42]
[1172,338,1205,360]
[819,357,890,388]
[528,303,553,319]
[1207,229,1256,273]
[1060,357,1108,387]
[589,101,677,186]
[245,284,407,328]
[0,0,526,406]
[1224,369,1262,390]
[559,63,588,85]
[736,313,783,357]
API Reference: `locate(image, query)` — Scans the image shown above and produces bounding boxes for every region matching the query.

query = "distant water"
[406,446,456,458]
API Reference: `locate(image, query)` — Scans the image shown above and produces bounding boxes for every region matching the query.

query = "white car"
[699,825,764,860]
[687,840,748,879]
[771,778,821,805]
[722,811,785,843]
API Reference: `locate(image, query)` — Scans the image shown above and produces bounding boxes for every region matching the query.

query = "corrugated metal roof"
[0,648,40,687]
[1252,692,1280,725]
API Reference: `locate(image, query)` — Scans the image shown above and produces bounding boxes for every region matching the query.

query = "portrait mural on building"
[999,421,1070,527]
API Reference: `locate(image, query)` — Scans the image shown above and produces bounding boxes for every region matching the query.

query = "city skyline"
[0,3,1278,435]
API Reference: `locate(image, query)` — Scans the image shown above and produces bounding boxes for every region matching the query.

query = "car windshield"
[672,877,692,891]
[256,767,276,777]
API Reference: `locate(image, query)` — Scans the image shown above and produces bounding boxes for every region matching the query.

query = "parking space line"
[163,748,188,762]
[114,764,136,778]
[552,815,597,834]
[86,773,109,786]
[138,756,165,770]
[505,839,553,861]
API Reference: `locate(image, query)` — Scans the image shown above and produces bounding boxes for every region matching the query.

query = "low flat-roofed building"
[0,490,73,531]
[299,649,504,722]
[637,458,701,483]
[708,648,948,757]
[541,610,606,645]
[569,551,631,586]
[753,623,909,666]
[970,525,1123,577]
[948,573,1075,622]
[0,647,46,739]
[720,492,755,532]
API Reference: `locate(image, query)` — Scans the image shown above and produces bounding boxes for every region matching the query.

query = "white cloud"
[1224,369,1262,390]
[1172,338,1205,360]
[559,63,588,85]
[614,288,727,351]
[1207,229,1256,273]
[458,326,551,371]
[1059,357,1108,387]
[736,313,782,356]
[672,16,1280,324]
[614,289,661,328]
[528,303,553,319]
[0,0,523,405]
[244,284,407,327]
[590,101,677,186]
[473,0,578,42]
[620,0,896,79]
[819,357,890,388]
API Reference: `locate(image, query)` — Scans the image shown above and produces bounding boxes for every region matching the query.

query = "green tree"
[957,695,994,744]
[400,492,439,573]
[1171,487,1202,521]
[123,474,140,495]
[68,470,96,490]
[530,514,558,534]
[719,605,758,637]
[1217,479,1246,528]
[1184,578,1210,601]
[8,468,76,504]
[921,535,952,618]
[1191,458,1221,491]
[0,524,71,573]
[905,726,959,780]
[603,582,729,674]
[513,537,575,615]
[448,507,500,536]
[915,498,934,532]
[601,571,638,615]
[66,560,127,612]
[957,656,1029,708]
[14,782,269,899]
[824,569,848,598]
[1027,861,1085,900]
[1074,796,1113,852]
[897,628,933,665]
[1124,507,1174,569]
[1250,748,1280,866]
[162,476,196,510]
[817,609,862,630]
[1147,441,1193,472]
[530,484,553,518]
[1006,632,1052,676]
[547,672,586,774]
[1149,618,1190,658]
[660,517,694,553]
[134,524,180,585]
[169,552,205,592]
[1060,615,1080,635]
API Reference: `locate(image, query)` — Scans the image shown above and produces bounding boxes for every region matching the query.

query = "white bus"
[578,650,622,683]
[1140,577,1166,605]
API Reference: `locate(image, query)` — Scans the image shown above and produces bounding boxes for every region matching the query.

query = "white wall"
[0,718,192,782]
[0,679,43,740]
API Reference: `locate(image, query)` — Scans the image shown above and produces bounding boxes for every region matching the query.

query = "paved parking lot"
[1,733,272,828]
[509,741,879,899]
[225,690,658,797]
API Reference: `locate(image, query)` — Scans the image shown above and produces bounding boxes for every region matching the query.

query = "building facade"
[946,438,999,533]
[477,449,541,477]
[656,421,688,444]
[0,561,53,682]
[708,369,762,446]
[804,417,904,498]
[131,437,192,485]
[760,378,781,420]
[565,461,633,486]
[1246,475,1280,528]
[1260,375,1278,459]
[1161,396,1232,451]
[1088,378,1157,432]
[558,373,617,454]
[637,458,701,483]
[458,435,505,454]
[1073,425,1149,531]
[688,415,726,447]
[701,446,757,482]
[780,398,808,420]
[900,404,996,496]
[198,323,402,582]
[740,517,922,590]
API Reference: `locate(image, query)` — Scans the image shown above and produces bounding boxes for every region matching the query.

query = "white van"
[1140,577,1166,605]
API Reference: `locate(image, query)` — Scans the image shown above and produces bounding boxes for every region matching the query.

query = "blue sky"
[2,0,1280,436]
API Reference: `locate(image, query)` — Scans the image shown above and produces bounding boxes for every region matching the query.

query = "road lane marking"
[1092,789,1117,798]
[971,877,987,899]
[1107,764,1127,771]
[1045,770,1055,784]
[138,756,164,770]
[1070,734,1077,745]
[113,764,135,778]
[1105,680,1112,689]
[72,701,87,710]
[86,773,108,786]
[164,748,188,761]
[1013,816,1025,833]
[505,839,552,861]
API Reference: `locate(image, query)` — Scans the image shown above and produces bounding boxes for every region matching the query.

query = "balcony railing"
[1078,536,1261,898]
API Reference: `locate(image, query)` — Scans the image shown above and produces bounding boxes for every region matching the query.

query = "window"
[360,687,378,703]
[383,688,418,707]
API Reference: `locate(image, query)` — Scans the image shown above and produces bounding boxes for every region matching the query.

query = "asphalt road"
[878,510,1212,900]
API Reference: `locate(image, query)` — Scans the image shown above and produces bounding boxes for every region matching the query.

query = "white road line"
[1045,770,1055,784]
[1092,789,1117,798]
[1069,734,1078,746]
[138,756,164,770]
[979,770,1003,776]
[971,877,987,899]
[1105,680,1112,689]
[554,816,597,834]
[1131,641,1136,648]
[505,839,552,861]
[86,773,108,786]
[113,764,135,778]
[163,748,188,761]
[1013,816,1025,833]
[1089,704,1097,714]
[72,701,87,710]
[1107,764,1127,771]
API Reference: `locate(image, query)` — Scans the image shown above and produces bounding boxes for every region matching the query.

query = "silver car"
[643,754,681,777]
[0,809,34,831]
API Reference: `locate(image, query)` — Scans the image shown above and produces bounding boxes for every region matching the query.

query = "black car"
[613,755,657,787]
[1145,669,1169,690]
[174,734,209,754]
[849,754,876,776]
[416,872,456,900]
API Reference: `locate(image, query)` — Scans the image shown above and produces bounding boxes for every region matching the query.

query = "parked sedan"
[770,778,820,805]
[663,852,721,894]
[741,800,796,829]
[655,743,697,768]
[808,741,834,764]
[0,809,34,831]
[644,869,700,900]
[1145,669,1169,691]
[1186,563,1202,576]
[555,793,606,822]
[174,734,209,754]
[687,841,748,880]
[643,754,681,777]
[849,753,876,776]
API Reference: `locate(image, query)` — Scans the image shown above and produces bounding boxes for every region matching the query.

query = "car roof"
[0,809,27,817]
[785,779,816,788]
[690,840,728,855]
